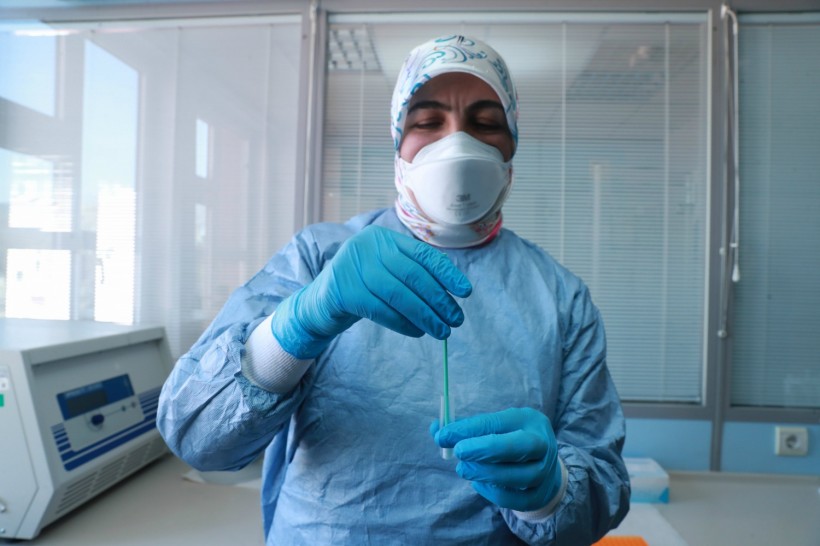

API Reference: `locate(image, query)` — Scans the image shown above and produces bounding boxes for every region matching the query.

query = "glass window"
[5,249,71,320]
[3,149,70,232]
[83,40,139,324]
[0,16,304,356]
[731,16,820,409]
[0,22,57,116]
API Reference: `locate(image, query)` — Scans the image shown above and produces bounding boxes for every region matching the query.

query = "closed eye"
[412,119,444,129]
[473,119,504,130]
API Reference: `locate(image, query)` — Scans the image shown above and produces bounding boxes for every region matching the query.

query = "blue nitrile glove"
[272,225,472,359]
[434,407,563,513]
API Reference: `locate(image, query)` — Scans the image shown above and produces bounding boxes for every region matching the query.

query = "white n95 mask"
[398,132,512,226]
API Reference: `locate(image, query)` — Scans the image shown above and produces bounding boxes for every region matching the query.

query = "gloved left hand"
[434,407,563,513]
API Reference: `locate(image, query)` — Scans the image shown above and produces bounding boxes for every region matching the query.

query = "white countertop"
[657,470,820,546]
[8,455,820,546]
[10,455,262,546]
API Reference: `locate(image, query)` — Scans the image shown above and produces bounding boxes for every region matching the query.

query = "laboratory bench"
[2,455,262,546]
[5,454,819,545]
[655,470,820,545]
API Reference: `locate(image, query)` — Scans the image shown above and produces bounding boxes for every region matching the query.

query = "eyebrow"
[407,99,505,116]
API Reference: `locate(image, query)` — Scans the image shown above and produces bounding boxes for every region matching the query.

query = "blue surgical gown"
[157,208,630,545]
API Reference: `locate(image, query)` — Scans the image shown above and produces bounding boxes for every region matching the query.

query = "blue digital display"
[57,374,134,420]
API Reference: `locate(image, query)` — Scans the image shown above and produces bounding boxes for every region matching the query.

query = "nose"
[441,115,465,136]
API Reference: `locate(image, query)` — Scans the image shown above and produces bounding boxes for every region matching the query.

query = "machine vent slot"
[55,473,96,516]
[146,436,168,461]
[92,456,127,493]
[52,439,167,520]
[121,437,167,478]
[52,439,168,521]
[89,438,167,500]
[122,443,150,475]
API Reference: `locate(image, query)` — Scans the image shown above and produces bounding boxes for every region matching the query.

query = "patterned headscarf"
[390,35,519,248]
[391,35,519,151]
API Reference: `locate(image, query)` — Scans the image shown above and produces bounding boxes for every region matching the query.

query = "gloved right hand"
[272,225,472,359]
[434,407,563,513]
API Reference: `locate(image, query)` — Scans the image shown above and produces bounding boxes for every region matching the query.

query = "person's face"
[399,72,514,163]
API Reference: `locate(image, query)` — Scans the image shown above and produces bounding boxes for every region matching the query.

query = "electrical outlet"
[774,426,809,456]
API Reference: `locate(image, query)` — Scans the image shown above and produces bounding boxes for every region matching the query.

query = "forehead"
[408,72,503,108]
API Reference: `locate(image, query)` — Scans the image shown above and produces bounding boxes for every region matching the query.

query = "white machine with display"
[0,319,173,540]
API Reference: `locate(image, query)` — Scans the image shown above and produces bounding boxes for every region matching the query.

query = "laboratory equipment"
[0,319,173,540]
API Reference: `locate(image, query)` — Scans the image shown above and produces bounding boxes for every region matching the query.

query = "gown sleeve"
[501,282,631,545]
[156,226,337,471]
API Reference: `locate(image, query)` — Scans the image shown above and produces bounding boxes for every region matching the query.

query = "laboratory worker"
[157,34,630,545]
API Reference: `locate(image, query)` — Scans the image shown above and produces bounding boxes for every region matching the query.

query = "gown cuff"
[512,457,568,523]
[241,314,313,394]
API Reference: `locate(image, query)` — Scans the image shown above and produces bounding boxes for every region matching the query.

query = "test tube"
[441,338,454,460]
[440,395,454,460]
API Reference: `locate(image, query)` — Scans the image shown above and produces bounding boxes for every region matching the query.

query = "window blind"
[731,16,820,409]
[321,14,710,403]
